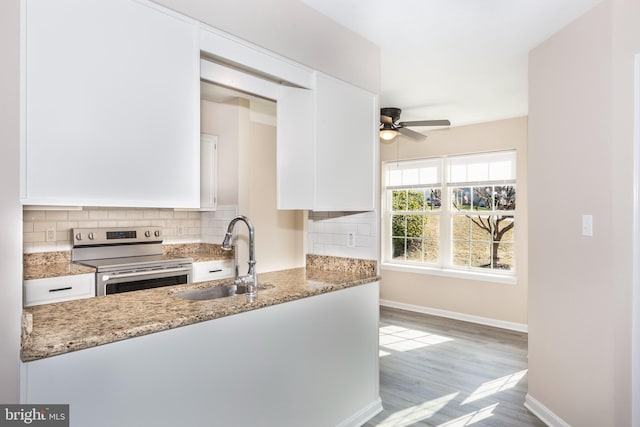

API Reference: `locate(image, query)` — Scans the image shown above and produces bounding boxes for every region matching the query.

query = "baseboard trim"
[380,299,528,333]
[524,394,570,427]
[337,397,383,427]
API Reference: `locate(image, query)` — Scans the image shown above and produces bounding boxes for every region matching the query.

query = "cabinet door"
[200,134,218,210]
[22,0,200,208]
[276,85,315,210]
[314,73,377,211]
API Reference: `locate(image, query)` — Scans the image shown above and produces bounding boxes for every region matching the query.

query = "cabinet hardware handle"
[49,287,72,292]
[209,269,223,273]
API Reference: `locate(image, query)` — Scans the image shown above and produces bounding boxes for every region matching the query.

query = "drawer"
[192,259,235,283]
[24,273,95,307]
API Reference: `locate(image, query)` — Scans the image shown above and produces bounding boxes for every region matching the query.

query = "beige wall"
[0,0,22,403]
[528,0,637,424]
[247,121,305,272]
[379,117,529,326]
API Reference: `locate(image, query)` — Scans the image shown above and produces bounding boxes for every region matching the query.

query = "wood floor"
[364,307,545,427]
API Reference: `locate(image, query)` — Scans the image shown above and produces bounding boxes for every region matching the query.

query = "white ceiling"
[302,0,602,129]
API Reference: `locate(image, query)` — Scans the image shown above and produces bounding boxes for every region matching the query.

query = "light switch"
[582,214,593,236]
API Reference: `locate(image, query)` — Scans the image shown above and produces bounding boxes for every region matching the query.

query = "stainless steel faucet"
[221,215,257,297]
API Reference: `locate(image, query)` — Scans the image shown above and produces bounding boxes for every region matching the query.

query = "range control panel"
[72,227,162,247]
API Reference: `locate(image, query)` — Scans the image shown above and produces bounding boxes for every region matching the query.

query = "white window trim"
[382,150,517,284]
[380,262,517,285]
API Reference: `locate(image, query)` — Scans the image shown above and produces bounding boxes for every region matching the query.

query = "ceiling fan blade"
[398,127,427,141]
[399,119,451,127]
[380,114,394,124]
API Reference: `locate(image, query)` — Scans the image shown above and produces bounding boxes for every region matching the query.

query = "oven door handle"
[102,267,192,282]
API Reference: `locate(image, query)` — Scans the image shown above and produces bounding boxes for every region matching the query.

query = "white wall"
[0,0,22,403]
[378,117,528,326]
[151,0,380,94]
[528,0,637,424]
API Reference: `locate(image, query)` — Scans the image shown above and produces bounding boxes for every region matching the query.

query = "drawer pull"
[49,286,72,292]
[208,269,223,273]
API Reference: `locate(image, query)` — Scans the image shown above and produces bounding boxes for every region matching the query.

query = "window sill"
[380,262,517,285]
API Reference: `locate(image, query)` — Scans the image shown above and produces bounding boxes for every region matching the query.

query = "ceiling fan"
[380,107,450,142]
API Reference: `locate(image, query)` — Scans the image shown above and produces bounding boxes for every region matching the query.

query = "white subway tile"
[45,211,69,221]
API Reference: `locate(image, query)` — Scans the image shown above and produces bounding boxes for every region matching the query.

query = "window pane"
[423,240,439,263]
[391,238,406,260]
[426,189,442,211]
[495,186,516,210]
[452,241,469,267]
[452,215,469,241]
[495,216,514,242]
[495,242,514,270]
[472,186,492,211]
[423,216,439,239]
[470,216,492,241]
[392,190,407,211]
[392,215,406,237]
[452,187,471,210]
[406,215,423,238]
[471,242,491,267]
[406,239,422,261]
[407,190,425,211]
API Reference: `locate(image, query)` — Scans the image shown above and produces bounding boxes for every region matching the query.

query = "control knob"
[75,233,82,241]
[145,230,151,238]
[154,230,161,238]
[88,232,94,240]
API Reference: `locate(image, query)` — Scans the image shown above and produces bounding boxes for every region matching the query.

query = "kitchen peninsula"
[20,256,382,427]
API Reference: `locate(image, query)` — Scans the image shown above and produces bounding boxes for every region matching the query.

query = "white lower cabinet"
[192,259,235,283]
[21,283,382,427]
[24,273,95,307]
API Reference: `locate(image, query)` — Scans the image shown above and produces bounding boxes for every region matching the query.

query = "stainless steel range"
[72,227,192,297]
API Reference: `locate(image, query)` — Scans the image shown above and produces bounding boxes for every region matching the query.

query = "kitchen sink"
[173,284,270,301]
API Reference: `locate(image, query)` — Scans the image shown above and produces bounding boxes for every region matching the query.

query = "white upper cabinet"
[314,73,377,211]
[21,0,200,208]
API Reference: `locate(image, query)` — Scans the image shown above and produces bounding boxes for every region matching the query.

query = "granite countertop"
[21,256,379,362]
[23,243,234,280]
[23,251,95,280]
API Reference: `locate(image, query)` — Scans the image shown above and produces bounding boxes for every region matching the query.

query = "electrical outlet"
[46,228,56,242]
[347,232,356,248]
[177,225,183,236]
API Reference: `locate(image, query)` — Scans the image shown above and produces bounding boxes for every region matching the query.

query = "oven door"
[97,266,192,296]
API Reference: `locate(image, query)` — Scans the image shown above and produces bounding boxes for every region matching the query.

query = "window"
[383,150,516,278]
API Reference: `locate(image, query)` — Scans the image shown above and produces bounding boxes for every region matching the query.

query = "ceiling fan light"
[379,124,398,141]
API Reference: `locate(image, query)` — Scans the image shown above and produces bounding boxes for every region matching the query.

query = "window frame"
[381,150,517,284]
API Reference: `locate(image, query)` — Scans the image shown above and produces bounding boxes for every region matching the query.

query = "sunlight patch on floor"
[379,324,453,353]
[437,403,499,426]
[462,369,527,404]
[377,392,459,427]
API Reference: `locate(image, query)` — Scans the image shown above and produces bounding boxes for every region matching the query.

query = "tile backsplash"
[23,206,378,261]
[307,211,377,260]
[22,207,238,253]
